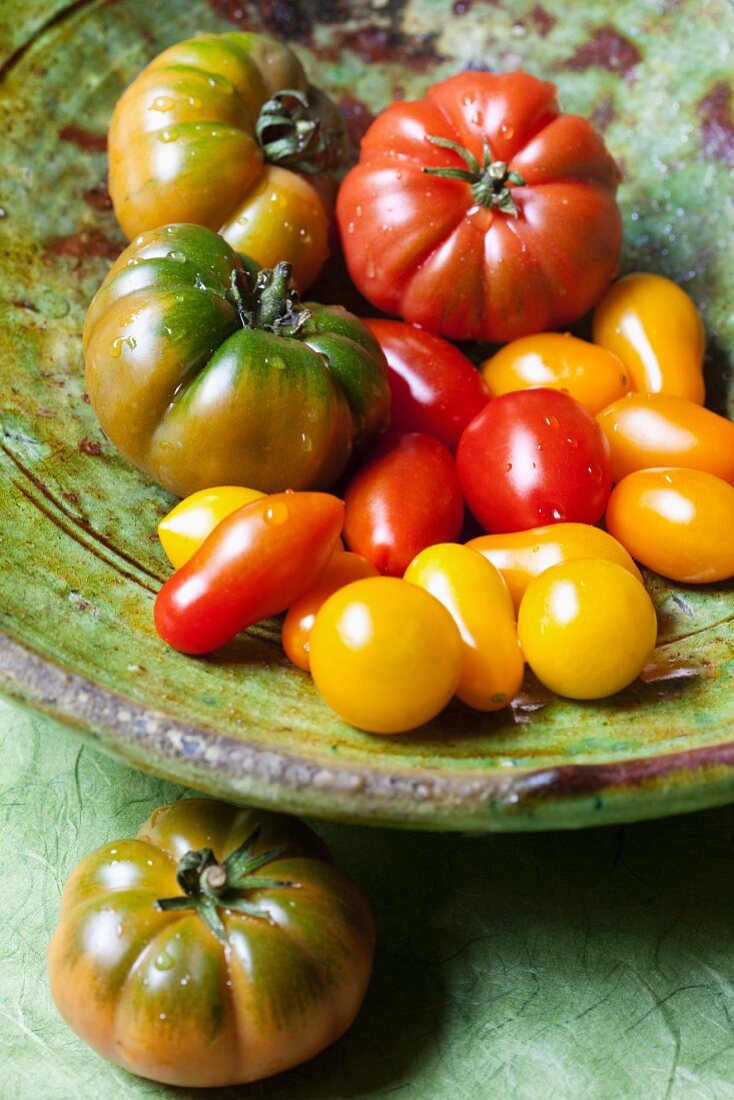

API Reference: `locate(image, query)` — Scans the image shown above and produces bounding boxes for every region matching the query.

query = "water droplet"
[347,221,355,234]
[180,976,190,986]
[0,207,7,219]
[566,437,578,448]
[158,128,179,143]
[188,97,200,108]
[504,462,513,471]
[306,407,319,422]
[159,1012,167,1021]
[155,952,174,971]
[500,122,515,138]
[664,473,673,485]
[237,214,249,226]
[588,465,603,482]
[116,924,123,937]
[355,204,363,217]
[109,849,117,855]
[110,335,137,357]
[150,95,174,112]
[300,432,313,452]
[551,507,563,521]
[265,502,289,525]
[166,250,186,263]
[544,415,560,429]
[175,294,185,303]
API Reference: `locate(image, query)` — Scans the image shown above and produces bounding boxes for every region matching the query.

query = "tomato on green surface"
[343,432,464,576]
[605,468,734,583]
[154,492,344,654]
[158,486,265,569]
[467,523,642,611]
[456,389,612,533]
[518,559,657,699]
[84,225,390,498]
[109,33,350,290]
[337,71,621,343]
[362,319,490,451]
[481,332,630,415]
[310,577,462,734]
[597,393,734,484]
[282,551,380,671]
[592,273,705,403]
[48,798,374,1088]
[404,544,523,711]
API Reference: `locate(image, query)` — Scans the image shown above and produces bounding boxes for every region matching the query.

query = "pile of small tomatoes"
[85,31,734,736]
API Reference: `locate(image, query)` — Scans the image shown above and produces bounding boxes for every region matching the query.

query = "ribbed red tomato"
[337,71,621,343]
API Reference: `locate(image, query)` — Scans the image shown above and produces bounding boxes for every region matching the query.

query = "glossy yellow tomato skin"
[310,577,462,734]
[282,552,380,671]
[518,559,657,699]
[404,544,523,711]
[592,273,705,403]
[158,486,265,569]
[467,523,642,612]
[605,468,734,582]
[481,332,630,415]
[597,393,734,484]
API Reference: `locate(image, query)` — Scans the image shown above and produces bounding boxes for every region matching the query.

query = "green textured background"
[2,0,734,1093]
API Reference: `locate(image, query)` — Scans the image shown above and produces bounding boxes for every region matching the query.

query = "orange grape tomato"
[592,272,705,403]
[518,558,658,700]
[404,543,523,711]
[481,332,630,415]
[309,577,462,734]
[282,552,379,671]
[158,486,266,569]
[467,523,642,611]
[597,393,734,484]
[605,467,734,583]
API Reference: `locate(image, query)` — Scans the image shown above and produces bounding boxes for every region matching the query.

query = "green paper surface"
[4,694,734,1098]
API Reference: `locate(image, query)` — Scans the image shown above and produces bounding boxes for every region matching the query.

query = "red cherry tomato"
[155,492,344,654]
[362,319,489,451]
[456,389,612,533]
[343,432,464,576]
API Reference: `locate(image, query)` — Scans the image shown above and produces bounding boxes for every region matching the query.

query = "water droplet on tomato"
[544,415,559,429]
[588,465,603,481]
[110,335,136,357]
[166,250,186,263]
[347,222,355,234]
[265,502,289,525]
[150,96,175,112]
[237,214,249,226]
[158,128,179,143]
[307,407,319,422]
[566,437,578,448]
[355,204,363,217]
[154,952,174,971]
[504,462,513,471]
[300,432,313,452]
[500,122,514,139]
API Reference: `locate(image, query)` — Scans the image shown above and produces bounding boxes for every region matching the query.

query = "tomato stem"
[155,828,296,943]
[423,135,526,217]
[256,89,340,175]
[229,262,312,337]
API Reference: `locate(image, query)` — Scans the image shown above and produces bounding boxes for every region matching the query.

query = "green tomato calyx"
[230,260,312,337]
[155,825,298,942]
[423,135,526,217]
[256,89,340,174]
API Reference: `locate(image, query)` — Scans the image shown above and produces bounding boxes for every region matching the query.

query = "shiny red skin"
[154,492,344,654]
[337,71,621,343]
[362,319,490,452]
[343,433,465,576]
[456,389,613,533]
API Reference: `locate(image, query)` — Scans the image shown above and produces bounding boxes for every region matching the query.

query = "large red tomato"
[337,72,621,343]
[456,389,612,533]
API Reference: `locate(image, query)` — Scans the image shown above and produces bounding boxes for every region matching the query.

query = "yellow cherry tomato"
[310,577,462,734]
[518,559,658,699]
[282,551,379,671]
[466,523,642,612]
[605,467,734,583]
[597,393,734,484]
[481,332,630,415]
[404,543,523,711]
[592,273,705,403]
[158,486,265,568]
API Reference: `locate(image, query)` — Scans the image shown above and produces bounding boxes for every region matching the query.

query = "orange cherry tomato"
[282,551,379,671]
[158,486,266,569]
[466,523,642,611]
[404,543,523,711]
[597,393,734,484]
[481,332,630,415]
[605,468,734,583]
[592,273,705,403]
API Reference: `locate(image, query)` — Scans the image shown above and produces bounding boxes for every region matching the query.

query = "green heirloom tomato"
[47,799,375,1088]
[83,224,391,497]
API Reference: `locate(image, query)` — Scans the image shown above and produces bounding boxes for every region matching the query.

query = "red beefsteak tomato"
[337,72,622,343]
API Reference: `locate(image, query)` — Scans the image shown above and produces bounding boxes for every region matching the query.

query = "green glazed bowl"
[1,0,732,831]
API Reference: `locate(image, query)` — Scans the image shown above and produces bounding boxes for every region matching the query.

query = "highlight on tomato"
[337,70,621,343]
[481,332,630,415]
[592,273,705,403]
[109,33,351,290]
[404,543,523,711]
[362,319,490,451]
[343,432,464,576]
[48,798,374,1088]
[310,577,463,734]
[158,486,266,569]
[605,467,734,583]
[456,388,612,534]
[597,393,734,484]
[467,523,643,611]
[518,558,658,699]
[154,491,344,654]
